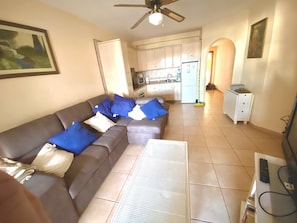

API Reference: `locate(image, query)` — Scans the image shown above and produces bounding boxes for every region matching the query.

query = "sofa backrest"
[0,115,63,161]
[86,94,108,109]
[55,102,93,129]
[135,96,165,105]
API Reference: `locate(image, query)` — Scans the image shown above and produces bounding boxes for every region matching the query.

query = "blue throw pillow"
[111,94,136,118]
[140,98,168,120]
[93,96,113,116]
[48,121,99,155]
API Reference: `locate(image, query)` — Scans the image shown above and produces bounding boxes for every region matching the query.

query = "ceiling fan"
[114,0,185,29]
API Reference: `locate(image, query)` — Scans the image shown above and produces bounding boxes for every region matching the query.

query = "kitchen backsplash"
[140,67,180,82]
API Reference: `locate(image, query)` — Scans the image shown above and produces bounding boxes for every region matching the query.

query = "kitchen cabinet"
[223,89,254,124]
[146,82,181,101]
[96,39,133,96]
[133,85,147,98]
[172,45,181,67]
[181,41,200,60]
[146,48,165,70]
[165,45,181,68]
[165,47,173,68]
[137,50,147,71]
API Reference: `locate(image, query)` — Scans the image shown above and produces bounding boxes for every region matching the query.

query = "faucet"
[167,74,172,82]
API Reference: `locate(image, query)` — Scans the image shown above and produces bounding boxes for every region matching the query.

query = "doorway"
[206,39,235,92]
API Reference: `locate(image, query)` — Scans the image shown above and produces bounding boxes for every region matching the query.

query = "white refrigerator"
[181,60,198,103]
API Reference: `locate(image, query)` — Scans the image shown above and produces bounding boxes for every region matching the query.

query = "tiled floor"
[79,90,284,223]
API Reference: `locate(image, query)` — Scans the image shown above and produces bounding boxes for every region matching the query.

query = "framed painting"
[247,18,267,58]
[0,20,59,79]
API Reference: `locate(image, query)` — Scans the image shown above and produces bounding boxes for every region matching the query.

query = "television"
[282,94,297,206]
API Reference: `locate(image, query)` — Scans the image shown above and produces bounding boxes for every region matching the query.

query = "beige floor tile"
[214,164,252,190]
[183,126,203,136]
[123,144,144,156]
[204,135,231,148]
[244,166,255,178]
[202,126,223,137]
[188,146,212,163]
[78,198,115,223]
[183,119,201,126]
[184,134,207,147]
[163,132,184,141]
[164,124,184,135]
[225,135,258,151]
[190,184,230,223]
[234,149,256,167]
[220,125,245,137]
[95,172,128,201]
[221,189,249,223]
[189,162,219,187]
[112,154,137,174]
[208,148,242,165]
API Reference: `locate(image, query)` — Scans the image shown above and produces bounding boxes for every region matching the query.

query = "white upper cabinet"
[137,50,147,71]
[133,30,201,71]
[181,41,201,60]
[146,48,165,70]
[172,45,181,67]
[165,45,181,68]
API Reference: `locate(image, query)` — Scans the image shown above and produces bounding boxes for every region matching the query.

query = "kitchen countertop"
[147,79,181,85]
[133,80,181,91]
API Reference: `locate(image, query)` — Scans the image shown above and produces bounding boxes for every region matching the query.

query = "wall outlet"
[284,182,295,191]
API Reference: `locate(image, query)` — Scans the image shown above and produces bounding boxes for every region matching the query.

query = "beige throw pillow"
[84,112,116,132]
[31,143,74,177]
[0,157,35,184]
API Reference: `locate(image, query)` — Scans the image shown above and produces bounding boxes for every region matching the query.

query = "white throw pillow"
[31,143,74,177]
[128,104,146,120]
[84,112,116,132]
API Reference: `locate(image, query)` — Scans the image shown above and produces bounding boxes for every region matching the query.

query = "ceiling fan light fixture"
[149,12,163,26]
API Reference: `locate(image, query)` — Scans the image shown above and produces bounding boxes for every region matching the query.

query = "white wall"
[0,0,118,131]
[241,0,297,133]
[200,9,250,103]
[201,0,297,133]
[211,39,235,92]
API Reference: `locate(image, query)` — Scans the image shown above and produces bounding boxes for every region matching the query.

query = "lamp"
[149,12,163,26]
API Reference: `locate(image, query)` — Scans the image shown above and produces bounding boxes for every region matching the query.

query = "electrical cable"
[258,165,297,217]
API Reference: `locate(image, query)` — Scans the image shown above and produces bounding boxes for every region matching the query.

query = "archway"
[206,38,235,92]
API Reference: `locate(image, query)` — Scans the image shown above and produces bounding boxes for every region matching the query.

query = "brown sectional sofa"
[0,94,169,223]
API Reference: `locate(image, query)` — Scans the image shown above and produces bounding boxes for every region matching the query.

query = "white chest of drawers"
[223,89,254,124]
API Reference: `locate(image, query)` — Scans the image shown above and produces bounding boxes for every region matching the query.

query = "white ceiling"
[39,0,257,41]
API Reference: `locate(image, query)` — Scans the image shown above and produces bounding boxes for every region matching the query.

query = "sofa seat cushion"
[24,171,79,223]
[127,119,162,134]
[64,145,109,199]
[115,117,132,127]
[92,125,127,153]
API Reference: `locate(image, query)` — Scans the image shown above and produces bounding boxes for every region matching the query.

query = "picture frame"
[0,20,59,79]
[247,18,267,58]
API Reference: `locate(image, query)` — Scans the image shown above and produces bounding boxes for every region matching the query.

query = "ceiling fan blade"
[160,0,179,6]
[161,7,185,22]
[114,4,147,7]
[131,11,151,29]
